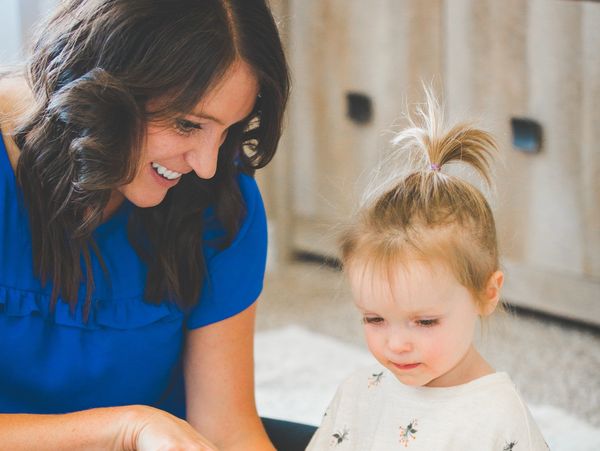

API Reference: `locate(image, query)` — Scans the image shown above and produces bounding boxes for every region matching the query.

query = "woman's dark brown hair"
[13,0,290,315]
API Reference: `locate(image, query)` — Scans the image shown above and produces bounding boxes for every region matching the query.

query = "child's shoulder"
[447,372,530,416]
[453,372,549,449]
[463,372,529,409]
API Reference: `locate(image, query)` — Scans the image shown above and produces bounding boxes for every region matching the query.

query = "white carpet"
[255,326,600,451]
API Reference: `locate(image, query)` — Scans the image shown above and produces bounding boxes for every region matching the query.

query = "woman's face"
[109,61,259,213]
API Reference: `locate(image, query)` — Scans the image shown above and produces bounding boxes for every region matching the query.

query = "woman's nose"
[184,136,221,180]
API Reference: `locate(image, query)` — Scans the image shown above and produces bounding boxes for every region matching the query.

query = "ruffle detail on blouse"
[0,284,184,330]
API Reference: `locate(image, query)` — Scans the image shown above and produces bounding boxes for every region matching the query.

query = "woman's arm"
[0,407,132,450]
[184,301,275,451]
[0,405,219,450]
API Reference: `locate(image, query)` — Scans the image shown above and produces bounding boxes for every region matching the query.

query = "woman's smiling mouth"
[151,162,183,180]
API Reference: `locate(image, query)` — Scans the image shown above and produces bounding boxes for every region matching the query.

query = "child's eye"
[362,316,384,325]
[174,119,203,136]
[415,319,439,328]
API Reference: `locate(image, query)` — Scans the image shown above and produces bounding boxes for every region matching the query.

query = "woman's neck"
[103,190,126,221]
[0,75,32,172]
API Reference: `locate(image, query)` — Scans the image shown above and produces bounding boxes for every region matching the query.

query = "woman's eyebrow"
[189,112,226,126]
[189,110,256,127]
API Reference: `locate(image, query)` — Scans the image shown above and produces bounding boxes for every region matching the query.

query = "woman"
[0,0,289,449]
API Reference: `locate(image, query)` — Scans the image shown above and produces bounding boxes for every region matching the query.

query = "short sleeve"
[306,377,347,450]
[186,174,267,329]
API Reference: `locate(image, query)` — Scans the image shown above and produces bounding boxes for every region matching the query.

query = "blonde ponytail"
[391,87,496,185]
[341,88,500,305]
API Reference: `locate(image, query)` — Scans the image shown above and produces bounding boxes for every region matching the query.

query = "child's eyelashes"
[174,118,203,136]
[415,318,439,328]
[362,316,384,326]
[361,317,440,327]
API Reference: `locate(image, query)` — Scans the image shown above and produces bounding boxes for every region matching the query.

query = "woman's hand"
[122,405,219,451]
[0,405,217,451]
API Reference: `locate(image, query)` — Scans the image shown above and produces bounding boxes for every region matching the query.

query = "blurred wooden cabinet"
[447,0,600,325]
[263,0,600,325]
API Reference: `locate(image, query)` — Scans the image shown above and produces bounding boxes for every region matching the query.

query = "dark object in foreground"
[262,417,317,451]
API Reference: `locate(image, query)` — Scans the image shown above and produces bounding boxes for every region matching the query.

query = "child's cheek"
[364,328,386,362]
[421,328,447,366]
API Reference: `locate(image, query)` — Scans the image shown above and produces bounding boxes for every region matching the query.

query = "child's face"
[349,259,486,388]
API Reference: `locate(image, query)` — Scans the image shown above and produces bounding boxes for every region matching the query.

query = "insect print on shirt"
[330,427,349,446]
[503,441,518,451]
[399,419,418,447]
[368,371,384,388]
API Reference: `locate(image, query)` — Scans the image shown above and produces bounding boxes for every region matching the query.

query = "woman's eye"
[416,319,439,328]
[174,119,202,136]
[363,317,384,325]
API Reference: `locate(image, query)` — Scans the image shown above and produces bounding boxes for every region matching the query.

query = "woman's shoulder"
[0,73,31,112]
[237,171,261,206]
[0,74,33,170]
[227,172,265,242]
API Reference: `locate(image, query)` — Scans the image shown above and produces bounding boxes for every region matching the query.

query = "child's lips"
[392,362,421,370]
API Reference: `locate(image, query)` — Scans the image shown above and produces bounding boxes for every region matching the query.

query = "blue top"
[0,135,268,418]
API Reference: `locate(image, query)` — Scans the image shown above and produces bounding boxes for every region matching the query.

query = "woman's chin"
[116,175,173,209]
[131,193,167,208]
[119,186,168,209]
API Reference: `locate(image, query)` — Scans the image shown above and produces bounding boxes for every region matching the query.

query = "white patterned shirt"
[307,367,549,451]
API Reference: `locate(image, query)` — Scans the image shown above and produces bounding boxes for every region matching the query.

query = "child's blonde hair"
[340,90,499,308]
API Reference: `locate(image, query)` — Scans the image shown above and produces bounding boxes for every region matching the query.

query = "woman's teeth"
[151,162,182,180]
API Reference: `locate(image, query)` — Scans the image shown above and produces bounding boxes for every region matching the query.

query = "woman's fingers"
[126,405,220,451]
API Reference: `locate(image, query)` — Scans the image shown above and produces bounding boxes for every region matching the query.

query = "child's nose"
[387,330,413,354]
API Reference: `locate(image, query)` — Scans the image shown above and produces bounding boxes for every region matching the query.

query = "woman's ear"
[480,271,504,316]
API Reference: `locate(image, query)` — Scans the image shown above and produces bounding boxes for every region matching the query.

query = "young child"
[306,92,549,450]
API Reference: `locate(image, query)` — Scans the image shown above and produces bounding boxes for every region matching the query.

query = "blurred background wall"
[263,0,600,326]
[0,0,57,64]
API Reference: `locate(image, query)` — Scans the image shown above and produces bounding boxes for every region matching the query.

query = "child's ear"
[479,271,504,316]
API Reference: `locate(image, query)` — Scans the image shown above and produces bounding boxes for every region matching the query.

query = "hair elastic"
[430,163,441,172]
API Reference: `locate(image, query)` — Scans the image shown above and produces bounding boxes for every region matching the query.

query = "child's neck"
[425,345,495,388]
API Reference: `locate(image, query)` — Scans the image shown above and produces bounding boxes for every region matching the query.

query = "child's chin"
[391,371,430,387]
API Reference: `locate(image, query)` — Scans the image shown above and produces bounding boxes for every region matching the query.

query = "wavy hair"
[12,0,290,315]
[340,89,499,306]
